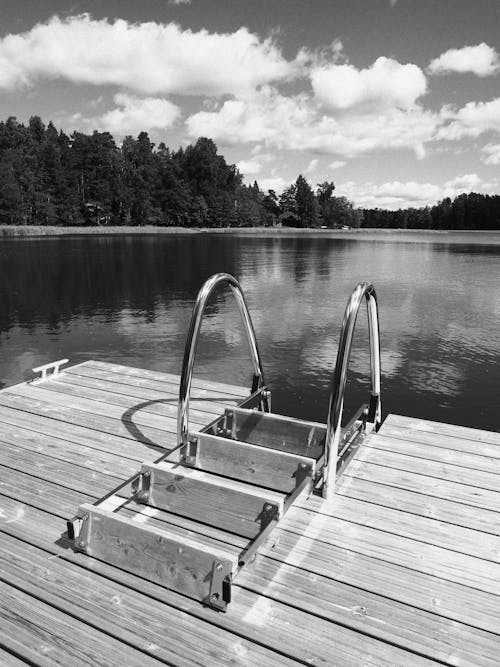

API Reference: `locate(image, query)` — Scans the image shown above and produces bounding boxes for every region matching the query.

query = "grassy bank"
[2,225,499,239]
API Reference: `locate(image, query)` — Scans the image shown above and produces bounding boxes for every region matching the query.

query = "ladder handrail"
[322,282,381,499]
[178,273,266,446]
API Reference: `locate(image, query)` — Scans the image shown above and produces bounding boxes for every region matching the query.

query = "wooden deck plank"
[344,457,500,513]
[64,363,243,414]
[335,475,500,536]
[380,420,500,459]
[0,404,161,462]
[0,497,432,667]
[366,433,500,474]
[3,460,500,638]
[383,414,500,445]
[0,580,162,667]
[1,362,499,665]
[0,422,140,478]
[299,493,500,562]
[279,508,500,596]
[0,391,171,451]
[0,536,291,667]
[354,445,500,492]
[84,360,250,398]
[0,648,27,667]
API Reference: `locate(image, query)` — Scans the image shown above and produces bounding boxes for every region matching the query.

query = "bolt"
[82,514,89,521]
[264,504,274,513]
[211,593,220,601]
[216,562,224,572]
[143,470,151,477]
[79,540,86,549]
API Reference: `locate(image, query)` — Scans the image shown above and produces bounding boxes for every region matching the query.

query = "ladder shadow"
[120,396,238,451]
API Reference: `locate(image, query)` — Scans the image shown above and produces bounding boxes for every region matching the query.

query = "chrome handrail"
[177,273,267,446]
[322,282,381,499]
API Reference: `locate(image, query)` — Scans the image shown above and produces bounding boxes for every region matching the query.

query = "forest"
[0,116,499,230]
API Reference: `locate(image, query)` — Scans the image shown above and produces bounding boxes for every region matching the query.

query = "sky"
[0,0,499,209]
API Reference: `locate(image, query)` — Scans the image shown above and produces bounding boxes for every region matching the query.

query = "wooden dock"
[0,360,499,666]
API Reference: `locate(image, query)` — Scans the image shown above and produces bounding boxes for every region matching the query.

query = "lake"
[0,230,499,432]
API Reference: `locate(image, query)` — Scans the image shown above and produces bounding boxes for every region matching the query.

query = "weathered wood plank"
[84,360,249,398]
[64,364,243,414]
[78,503,239,603]
[45,372,230,421]
[383,414,500,445]
[344,457,500,512]
[354,445,500,491]
[300,493,500,563]
[0,404,160,461]
[335,475,500,536]
[3,463,500,638]
[225,407,325,458]
[147,461,284,539]
[191,432,315,492]
[0,580,162,667]
[3,383,189,435]
[0,391,172,450]
[0,648,27,667]
[279,505,500,595]
[380,420,500,459]
[366,432,500,474]
[0,533,293,667]
[0,423,139,478]
[240,555,500,666]
[0,498,431,666]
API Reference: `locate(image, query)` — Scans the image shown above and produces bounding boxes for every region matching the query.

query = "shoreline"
[2,225,500,238]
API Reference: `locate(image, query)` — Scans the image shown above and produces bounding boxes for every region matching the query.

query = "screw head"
[82,514,89,521]
[79,540,86,549]
[216,562,224,572]
[264,503,274,512]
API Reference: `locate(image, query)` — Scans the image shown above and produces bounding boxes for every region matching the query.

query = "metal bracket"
[219,410,236,439]
[133,468,151,503]
[206,559,232,612]
[259,501,280,531]
[182,436,199,467]
[31,358,69,384]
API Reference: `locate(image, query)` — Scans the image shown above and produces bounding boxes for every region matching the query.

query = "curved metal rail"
[177,273,267,447]
[322,282,381,499]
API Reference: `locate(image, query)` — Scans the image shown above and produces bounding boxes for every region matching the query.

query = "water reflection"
[0,232,499,432]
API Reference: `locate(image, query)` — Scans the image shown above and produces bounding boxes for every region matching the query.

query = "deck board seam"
[347,457,500,496]
[364,439,500,476]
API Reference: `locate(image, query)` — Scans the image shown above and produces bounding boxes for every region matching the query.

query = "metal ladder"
[67,273,381,611]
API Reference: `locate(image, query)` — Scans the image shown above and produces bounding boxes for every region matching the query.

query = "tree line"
[0,116,499,230]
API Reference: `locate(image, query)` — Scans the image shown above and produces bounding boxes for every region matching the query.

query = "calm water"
[0,232,499,432]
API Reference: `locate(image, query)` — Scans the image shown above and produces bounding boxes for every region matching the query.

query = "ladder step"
[141,461,285,539]
[215,407,326,459]
[75,503,237,610]
[186,432,316,492]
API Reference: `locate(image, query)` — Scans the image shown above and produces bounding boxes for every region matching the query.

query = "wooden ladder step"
[185,431,316,493]
[213,407,326,459]
[140,460,286,539]
[74,502,238,610]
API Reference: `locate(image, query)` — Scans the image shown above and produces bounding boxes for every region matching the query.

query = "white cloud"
[0,14,302,96]
[71,93,180,136]
[305,158,318,173]
[237,159,262,176]
[342,174,499,210]
[328,160,346,170]
[438,98,500,140]
[311,57,427,111]
[481,143,500,165]
[186,86,439,159]
[429,43,499,77]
